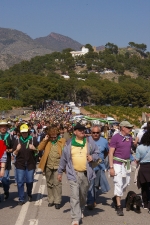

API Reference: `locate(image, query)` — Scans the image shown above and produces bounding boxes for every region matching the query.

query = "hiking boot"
[116,205,124,216]
[48,203,54,207]
[28,195,32,202]
[87,204,94,210]
[4,192,9,200]
[55,204,61,209]
[112,196,117,210]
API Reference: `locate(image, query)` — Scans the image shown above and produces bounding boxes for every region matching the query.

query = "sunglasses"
[92,132,100,134]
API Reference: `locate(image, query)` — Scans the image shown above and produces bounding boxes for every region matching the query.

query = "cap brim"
[20,129,28,132]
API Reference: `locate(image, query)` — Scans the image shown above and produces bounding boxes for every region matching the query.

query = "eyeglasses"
[92,132,100,134]
[49,136,57,139]
[125,127,132,129]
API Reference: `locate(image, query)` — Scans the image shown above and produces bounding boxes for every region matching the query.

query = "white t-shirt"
[137,129,146,142]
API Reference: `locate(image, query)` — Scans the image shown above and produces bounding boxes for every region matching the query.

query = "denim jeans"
[1,170,10,193]
[16,168,34,202]
[87,179,96,204]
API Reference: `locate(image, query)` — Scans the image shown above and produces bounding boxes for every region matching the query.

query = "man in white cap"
[109,120,133,216]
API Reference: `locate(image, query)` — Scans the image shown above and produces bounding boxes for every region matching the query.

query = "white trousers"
[113,164,130,197]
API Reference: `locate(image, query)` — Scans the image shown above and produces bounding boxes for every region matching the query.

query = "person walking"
[38,126,66,209]
[87,125,110,209]
[13,124,38,205]
[135,129,150,212]
[57,123,99,225]
[109,121,133,216]
[0,120,15,200]
[0,137,7,202]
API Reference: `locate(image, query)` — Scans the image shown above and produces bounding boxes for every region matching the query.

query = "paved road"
[0,165,149,225]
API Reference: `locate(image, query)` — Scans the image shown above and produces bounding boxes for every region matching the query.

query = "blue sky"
[0,0,150,50]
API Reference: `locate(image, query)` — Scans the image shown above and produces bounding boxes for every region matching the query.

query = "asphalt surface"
[0,164,150,225]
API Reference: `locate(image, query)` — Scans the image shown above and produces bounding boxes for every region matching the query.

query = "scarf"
[20,135,32,148]
[71,135,86,148]
[119,132,130,142]
[0,132,10,146]
[50,136,61,145]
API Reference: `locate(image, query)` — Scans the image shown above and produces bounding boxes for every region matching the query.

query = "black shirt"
[13,136,38,170]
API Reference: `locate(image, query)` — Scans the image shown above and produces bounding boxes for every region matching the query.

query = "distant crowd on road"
[0,101,150,225]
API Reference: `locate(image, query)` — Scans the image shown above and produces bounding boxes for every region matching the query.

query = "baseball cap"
[119,121,133,128]
[20,124,29,133]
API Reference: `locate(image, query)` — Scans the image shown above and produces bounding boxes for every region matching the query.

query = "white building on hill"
[70,46,89,57]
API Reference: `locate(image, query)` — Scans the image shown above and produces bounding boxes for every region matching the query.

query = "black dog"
[125,191,142,213]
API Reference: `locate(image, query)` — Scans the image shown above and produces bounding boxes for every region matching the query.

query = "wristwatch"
[110,166,114,169]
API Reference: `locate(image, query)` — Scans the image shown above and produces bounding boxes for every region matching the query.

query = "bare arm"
[0,162,6,177]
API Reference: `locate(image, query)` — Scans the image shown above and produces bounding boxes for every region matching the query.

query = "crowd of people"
[0,101,150,225]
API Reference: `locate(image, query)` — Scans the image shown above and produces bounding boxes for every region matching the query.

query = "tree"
[84,44,94,52]
[105,42,118,54]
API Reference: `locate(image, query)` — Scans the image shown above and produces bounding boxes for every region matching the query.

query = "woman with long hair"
[136,129,150,212]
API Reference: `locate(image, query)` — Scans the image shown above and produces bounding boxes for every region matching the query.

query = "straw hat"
[0,120,9,126]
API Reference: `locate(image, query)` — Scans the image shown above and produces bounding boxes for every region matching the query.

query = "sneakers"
[116,205,124,216]
[18,201,25,206]
[112,196,117,210]
[143,202,148,209]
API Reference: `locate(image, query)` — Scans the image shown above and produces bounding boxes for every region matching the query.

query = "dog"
[125,191,142,213]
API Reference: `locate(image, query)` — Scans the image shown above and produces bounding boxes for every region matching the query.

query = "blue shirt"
[136,144,150,163]
[94,137,109,171]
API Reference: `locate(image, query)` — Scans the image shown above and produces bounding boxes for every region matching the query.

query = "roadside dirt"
[1,107,32,120]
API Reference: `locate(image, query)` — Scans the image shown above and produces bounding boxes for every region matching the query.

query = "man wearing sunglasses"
[109,120,133,216]
[87,125,110,210]
[57,123,99,225]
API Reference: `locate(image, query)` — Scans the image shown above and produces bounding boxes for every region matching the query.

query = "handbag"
[90,158,102,168]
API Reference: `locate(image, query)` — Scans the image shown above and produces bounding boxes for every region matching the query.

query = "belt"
[75,170,87,176]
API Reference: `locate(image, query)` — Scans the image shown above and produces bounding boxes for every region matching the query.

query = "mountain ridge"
[0,28,83,70]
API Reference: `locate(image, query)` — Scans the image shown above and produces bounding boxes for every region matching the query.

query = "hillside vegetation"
[0,43,150,109]
[85,105,150,127]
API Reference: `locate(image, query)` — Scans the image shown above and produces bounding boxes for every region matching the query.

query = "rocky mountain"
[0,28,83,70]
[34,32,82,52]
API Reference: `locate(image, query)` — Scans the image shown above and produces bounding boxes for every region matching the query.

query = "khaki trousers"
[45,167,62,204]
[69,171,89,222]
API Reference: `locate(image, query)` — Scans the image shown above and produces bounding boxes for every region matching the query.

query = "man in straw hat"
[0,120,15,200]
